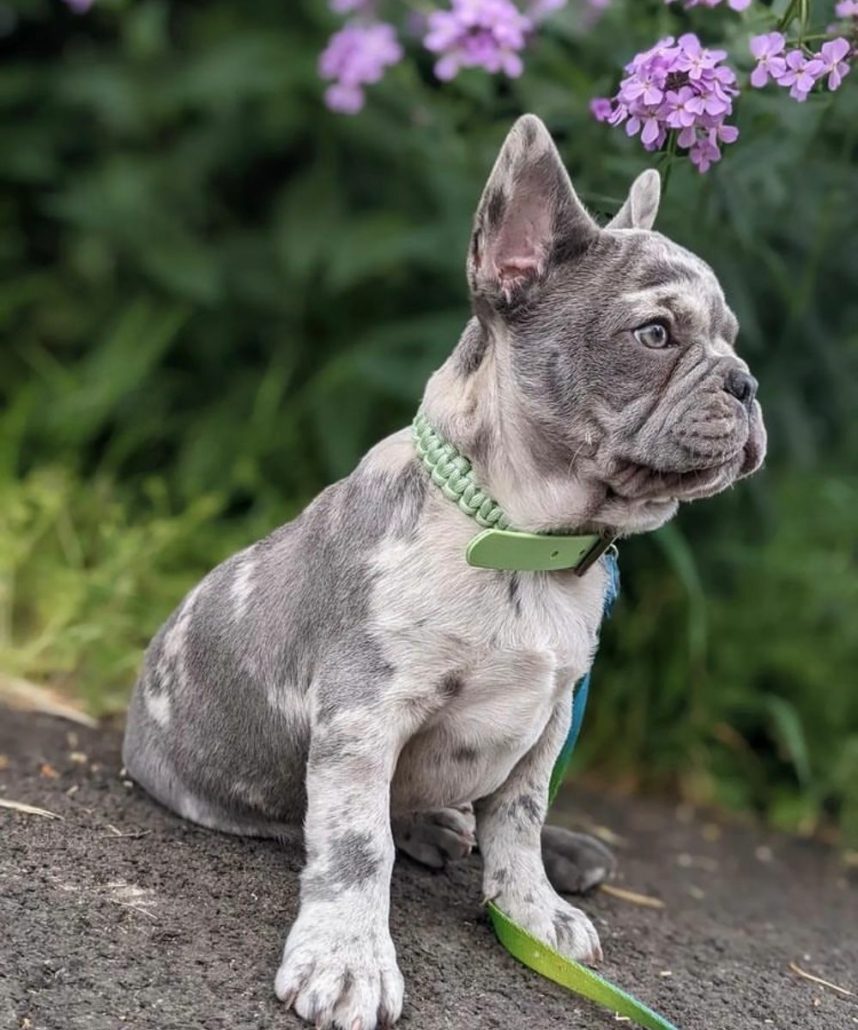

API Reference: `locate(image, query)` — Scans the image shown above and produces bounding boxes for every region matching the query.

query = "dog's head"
[451,114,766,536]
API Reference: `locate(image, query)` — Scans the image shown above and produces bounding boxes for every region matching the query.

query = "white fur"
[144,689,171,728]
[230,549,256,619]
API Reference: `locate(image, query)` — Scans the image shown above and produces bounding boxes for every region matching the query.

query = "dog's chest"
[373,534,608,811]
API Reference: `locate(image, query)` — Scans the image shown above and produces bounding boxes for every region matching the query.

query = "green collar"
[412,413,616,575]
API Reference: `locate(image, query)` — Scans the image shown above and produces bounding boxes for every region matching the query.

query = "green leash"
[412,411,680,1030]
[486,903,678,1030]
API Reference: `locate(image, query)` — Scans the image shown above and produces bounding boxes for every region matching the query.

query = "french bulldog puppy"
[123,115,766,1030]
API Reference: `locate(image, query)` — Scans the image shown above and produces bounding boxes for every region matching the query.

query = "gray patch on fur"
[327,831,380,888]
[510,793,542,828]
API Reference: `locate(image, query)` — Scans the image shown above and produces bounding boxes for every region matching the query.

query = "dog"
[123,114,766,1030]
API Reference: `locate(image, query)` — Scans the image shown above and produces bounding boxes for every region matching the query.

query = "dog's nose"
[724,368,758,409]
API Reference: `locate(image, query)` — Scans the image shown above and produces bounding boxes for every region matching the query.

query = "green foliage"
[0,466,247,711]
[1,0,856,838]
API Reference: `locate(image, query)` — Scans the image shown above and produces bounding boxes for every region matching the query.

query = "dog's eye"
[634,322,670,349]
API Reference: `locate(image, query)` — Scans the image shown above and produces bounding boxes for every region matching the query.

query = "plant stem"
[799,0,810,45]
[778,0,800,31]
[661,130,679,199]
[787,34,838,45]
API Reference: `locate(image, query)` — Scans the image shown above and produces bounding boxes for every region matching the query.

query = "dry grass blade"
[599,883,665,909]
[788,961,854,997]
[574,818,628,849]
[0,674,97,728]
[103,824,150,839]
[0,798,63,820]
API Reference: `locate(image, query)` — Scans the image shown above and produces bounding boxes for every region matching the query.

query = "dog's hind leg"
[393,805,476,868]
[541,825,616,894]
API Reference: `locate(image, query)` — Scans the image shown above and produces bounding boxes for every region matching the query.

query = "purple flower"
[662,86,700,129]
[594,31,739,171]
[777,49,821,102]
[666,0,752,10]
[835,1,858,16]
[689,133,721,173]
[806,37,852,91]
[63,0,95,11]
[675,33,728,83]
[589,97,613,122]
[424,0,532,81]
[318,21,403,114]
[618,69,666,106]
[749,32,786,88]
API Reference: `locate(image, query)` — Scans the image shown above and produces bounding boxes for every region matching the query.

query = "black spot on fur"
[485,188,507,231]
[507,574,521,616]
[454,745,479,763]
[439,672,465,699]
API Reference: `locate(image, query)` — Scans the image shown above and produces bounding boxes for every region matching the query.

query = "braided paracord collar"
[412,412,512,531]
[411,412,617,575]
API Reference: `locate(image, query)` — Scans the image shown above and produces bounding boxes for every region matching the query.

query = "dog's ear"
[606,169,661,231]
[468,114,599,308]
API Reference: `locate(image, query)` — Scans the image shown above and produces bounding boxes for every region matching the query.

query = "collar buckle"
[573,534,618,577]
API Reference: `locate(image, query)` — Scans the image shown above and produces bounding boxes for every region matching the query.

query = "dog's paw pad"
[275,923,403,1030]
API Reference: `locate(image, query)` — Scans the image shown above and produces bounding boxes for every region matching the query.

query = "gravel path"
[1,709,856,1030]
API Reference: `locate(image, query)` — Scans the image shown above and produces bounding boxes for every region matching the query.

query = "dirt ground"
[1,709,856,1030]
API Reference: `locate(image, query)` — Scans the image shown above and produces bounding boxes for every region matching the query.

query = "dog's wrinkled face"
[465,115,766,531]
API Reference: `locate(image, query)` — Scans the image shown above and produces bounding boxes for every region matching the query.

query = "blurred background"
[1,0,856,843]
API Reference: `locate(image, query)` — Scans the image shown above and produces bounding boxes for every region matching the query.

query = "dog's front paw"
[274,912,404,1029]
[492,882,602,965]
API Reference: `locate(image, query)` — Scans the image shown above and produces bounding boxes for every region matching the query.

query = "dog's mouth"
[609,404,766,505]
[607,457,734,504]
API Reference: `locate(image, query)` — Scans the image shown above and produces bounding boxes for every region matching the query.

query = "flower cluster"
[666,0,751,10]
[315,0,856,178]
[424,0,533,81]
[749,33,852,101]
[318,0,619,112]
[593,33,739,172]
[318,21,403,114]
